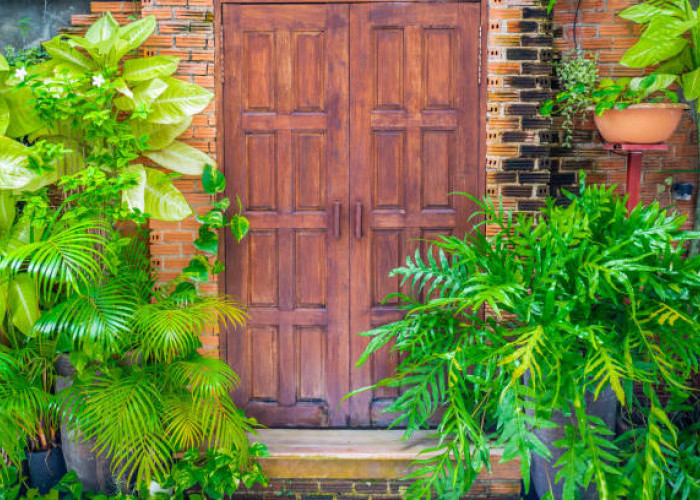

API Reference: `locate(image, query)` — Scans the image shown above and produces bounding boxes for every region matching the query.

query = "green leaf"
[0,86,43,138]
[144,140,214,176]
[618,3,671,24]
[123,56,179,82]
[85,12,120,46]
[121,164,147,213]
[197,209,225,228]
[620,38,687,68]
[115,77,168,111]
[212,198,230,211]
[43,38,95,71]
[539,99,554,116]
[8,274,40,336]
[147,77,214,124]
[229,214,250,243]
[0,137,39,191]
[131,116,192,150]
[111,16,157,62]
[202,165,226,194]
[681,67,700,100]
[183,255,210,283]
[143,167,192,221]
[0,190,15,234]
[0,96,9,136]
[0,53,8,83]
[194,226,219,254]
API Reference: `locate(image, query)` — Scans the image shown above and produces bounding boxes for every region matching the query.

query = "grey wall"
[0,0,92,50]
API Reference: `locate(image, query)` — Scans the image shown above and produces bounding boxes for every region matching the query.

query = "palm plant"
[50,236,255,487]
[352,178,700,499]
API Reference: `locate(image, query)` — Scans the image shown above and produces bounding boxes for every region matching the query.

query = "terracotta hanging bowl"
[593,103,688,144]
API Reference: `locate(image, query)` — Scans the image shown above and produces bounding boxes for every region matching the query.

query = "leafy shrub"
[0,12,259,492]
[353,178,700,499]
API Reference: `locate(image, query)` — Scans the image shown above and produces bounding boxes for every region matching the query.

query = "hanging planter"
[593,103,688,144]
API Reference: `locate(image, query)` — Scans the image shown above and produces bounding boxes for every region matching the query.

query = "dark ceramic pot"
[27,447,67,494]
[56,355,116,493]
[530,386,617,500]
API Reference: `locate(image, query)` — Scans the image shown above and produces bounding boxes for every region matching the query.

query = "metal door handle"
[355,202,363,240]
[332,201,341,239]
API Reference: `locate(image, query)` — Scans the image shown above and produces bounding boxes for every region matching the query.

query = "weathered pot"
[529,386,617,500]
[27,447,67,494]
[593,103,687,144]
[55,356,116,494]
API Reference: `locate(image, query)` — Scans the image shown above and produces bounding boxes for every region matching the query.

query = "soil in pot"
[27,447,67,494]
[593,103,687,144]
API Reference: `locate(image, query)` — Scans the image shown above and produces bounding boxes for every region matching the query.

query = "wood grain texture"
[223,4,350,427]
[349,3,481,426]
[223,3,482,428]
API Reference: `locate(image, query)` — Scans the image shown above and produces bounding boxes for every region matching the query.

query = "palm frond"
[0,219,112,296]
[134,295,246,363]
[33,281,137,358]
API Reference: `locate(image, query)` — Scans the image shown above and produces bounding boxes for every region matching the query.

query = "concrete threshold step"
[251,429,522,495]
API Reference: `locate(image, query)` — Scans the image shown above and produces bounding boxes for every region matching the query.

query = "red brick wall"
[551,0,698,225]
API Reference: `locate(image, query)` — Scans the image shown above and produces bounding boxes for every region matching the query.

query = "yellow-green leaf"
[122,56,179,82]
[144,140,213,176]
[143,167,192,221]
[8,274,40,336]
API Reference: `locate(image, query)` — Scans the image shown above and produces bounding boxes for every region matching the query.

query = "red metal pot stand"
[604,143,669,212]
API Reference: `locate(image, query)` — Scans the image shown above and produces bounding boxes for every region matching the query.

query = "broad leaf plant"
[0,13,261,492]
[353,180,700,499]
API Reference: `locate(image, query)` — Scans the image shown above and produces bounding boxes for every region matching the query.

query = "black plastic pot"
[27,447,67,494]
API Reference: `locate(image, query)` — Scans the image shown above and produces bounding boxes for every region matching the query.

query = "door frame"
[214,0,488,402]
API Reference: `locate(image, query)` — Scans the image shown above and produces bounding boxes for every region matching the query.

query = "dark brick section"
[504,158,536,170]
[232,478,521,499]
[506,48,538,61]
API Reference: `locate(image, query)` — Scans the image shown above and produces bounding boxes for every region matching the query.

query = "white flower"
[14,67,28,81]
[48,86,63,98]
[92,74,106,88]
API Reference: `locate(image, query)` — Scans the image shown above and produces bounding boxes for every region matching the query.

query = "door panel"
[223,4,350,427]
[223,2,481,428]
[348,3,480,426]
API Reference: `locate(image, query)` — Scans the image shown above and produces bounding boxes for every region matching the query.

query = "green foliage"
[164,444,269,499]
[618,0,700,100]
[351,180,700,499]
[0,13,256,494]
[0,11,218,224]
[540,51,677,147]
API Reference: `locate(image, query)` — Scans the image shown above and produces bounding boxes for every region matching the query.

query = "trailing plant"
[540,51,677,147]
[351,178,700,499]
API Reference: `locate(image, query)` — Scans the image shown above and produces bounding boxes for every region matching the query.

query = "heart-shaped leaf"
[183,255,210,283]
[194,225,219,254]
[229,214,250,243]
[202,165,226,194]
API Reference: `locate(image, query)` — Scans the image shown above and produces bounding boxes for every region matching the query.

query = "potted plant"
[541,50,684,145]
[350,178,700,499]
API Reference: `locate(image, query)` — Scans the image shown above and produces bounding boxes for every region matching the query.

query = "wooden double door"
[222,2,481,427]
